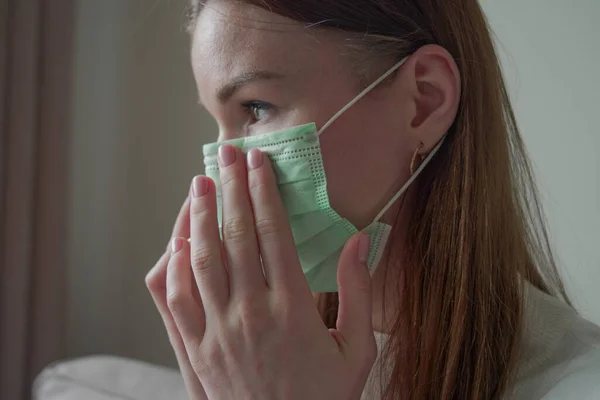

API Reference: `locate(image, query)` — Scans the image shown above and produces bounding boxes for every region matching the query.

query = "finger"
[218,145,266,294]
[246,148,309,296]
[168,196,203,320]
[167,196,191,251]
[146,251,170,299]
[167,237,205,348]
[336,233,375,348]
[190,175,229,311]
[145,251,206,399]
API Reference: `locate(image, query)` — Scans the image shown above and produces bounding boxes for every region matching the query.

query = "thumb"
[335,233,374,348]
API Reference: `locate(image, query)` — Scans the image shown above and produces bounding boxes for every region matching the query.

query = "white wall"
[66,0,600,368]
[481,0,600,324]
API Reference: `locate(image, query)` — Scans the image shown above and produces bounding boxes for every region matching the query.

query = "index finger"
[246,149,311,297]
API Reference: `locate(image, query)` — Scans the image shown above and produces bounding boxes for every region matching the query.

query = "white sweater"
[34,285,600,400]
[362,284,600,399]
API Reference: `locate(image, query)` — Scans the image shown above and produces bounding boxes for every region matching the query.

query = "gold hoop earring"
[410,142,424,176]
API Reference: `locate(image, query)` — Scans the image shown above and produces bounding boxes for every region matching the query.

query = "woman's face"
[191,1,426,229]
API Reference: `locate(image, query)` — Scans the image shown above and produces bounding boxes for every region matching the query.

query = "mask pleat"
[202,122,394,292]
[295,221,357,271]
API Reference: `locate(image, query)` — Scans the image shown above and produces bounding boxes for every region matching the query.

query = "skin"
[146,1,461,398]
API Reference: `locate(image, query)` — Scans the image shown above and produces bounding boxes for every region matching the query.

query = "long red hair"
[188,1,570,398]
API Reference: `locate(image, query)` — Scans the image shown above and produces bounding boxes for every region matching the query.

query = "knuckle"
[145,275,163,296]
[248,178,267,196]
[193,342,221,376]
[191,246,217,272]
[272,294,295,325]
[190,199,210,217]
[222,216,252,243]
[219,169,240,189]
[276,306,296,332]
[235,297,267,336]
[254,216,281,238]
[145,256,167,292]
[190,354,210,377]
[145,270,157,290]
[166,291,186,315]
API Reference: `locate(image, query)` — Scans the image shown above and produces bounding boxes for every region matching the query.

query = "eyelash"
[242,100,274,123]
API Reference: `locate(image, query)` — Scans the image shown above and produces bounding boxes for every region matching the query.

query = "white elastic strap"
[317,57,410,136]
[371,136,446,224]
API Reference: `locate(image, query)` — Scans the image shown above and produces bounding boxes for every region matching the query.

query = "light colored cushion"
[33,356,188,400]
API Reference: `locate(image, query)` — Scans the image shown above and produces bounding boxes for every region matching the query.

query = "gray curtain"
[0,1,75,398]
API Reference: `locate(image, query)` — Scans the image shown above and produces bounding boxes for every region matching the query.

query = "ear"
[398,45,461,154]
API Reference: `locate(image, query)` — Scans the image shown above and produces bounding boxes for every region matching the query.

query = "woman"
[146,0,600,398]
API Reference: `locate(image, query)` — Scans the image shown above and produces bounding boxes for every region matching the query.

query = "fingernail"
[171,237,183,253]
[358,234,370,264]
[247,148,263,170]
[192,176,208,198]
[218,145,236,167]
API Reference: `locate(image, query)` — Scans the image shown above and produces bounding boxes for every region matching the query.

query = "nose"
[217,127,244,142]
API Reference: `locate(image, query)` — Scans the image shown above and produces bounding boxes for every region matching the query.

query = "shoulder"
[543,347,600,399]
[510,283,600,399]
[511,325,600,399]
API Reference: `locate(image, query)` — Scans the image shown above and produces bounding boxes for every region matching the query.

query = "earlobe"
[406,45,461,153]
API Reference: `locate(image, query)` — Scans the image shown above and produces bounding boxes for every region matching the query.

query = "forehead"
[191,1,347,94]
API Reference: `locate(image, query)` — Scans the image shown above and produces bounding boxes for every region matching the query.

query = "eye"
[242,100,274,123]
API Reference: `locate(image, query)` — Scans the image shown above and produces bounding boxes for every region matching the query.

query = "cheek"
[320,113,413,229]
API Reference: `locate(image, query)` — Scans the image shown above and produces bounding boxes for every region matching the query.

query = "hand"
[146,196,207,399]
[160,145,376,399]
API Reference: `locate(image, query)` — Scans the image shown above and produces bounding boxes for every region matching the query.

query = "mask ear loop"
[315,54,446,223]
[371,137,446,223]
[317,57,410,136]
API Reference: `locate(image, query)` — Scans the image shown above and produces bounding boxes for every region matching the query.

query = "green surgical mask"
[203,57,444,292]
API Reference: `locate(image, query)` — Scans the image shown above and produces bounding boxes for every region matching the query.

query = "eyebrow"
[216,70,285,103]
